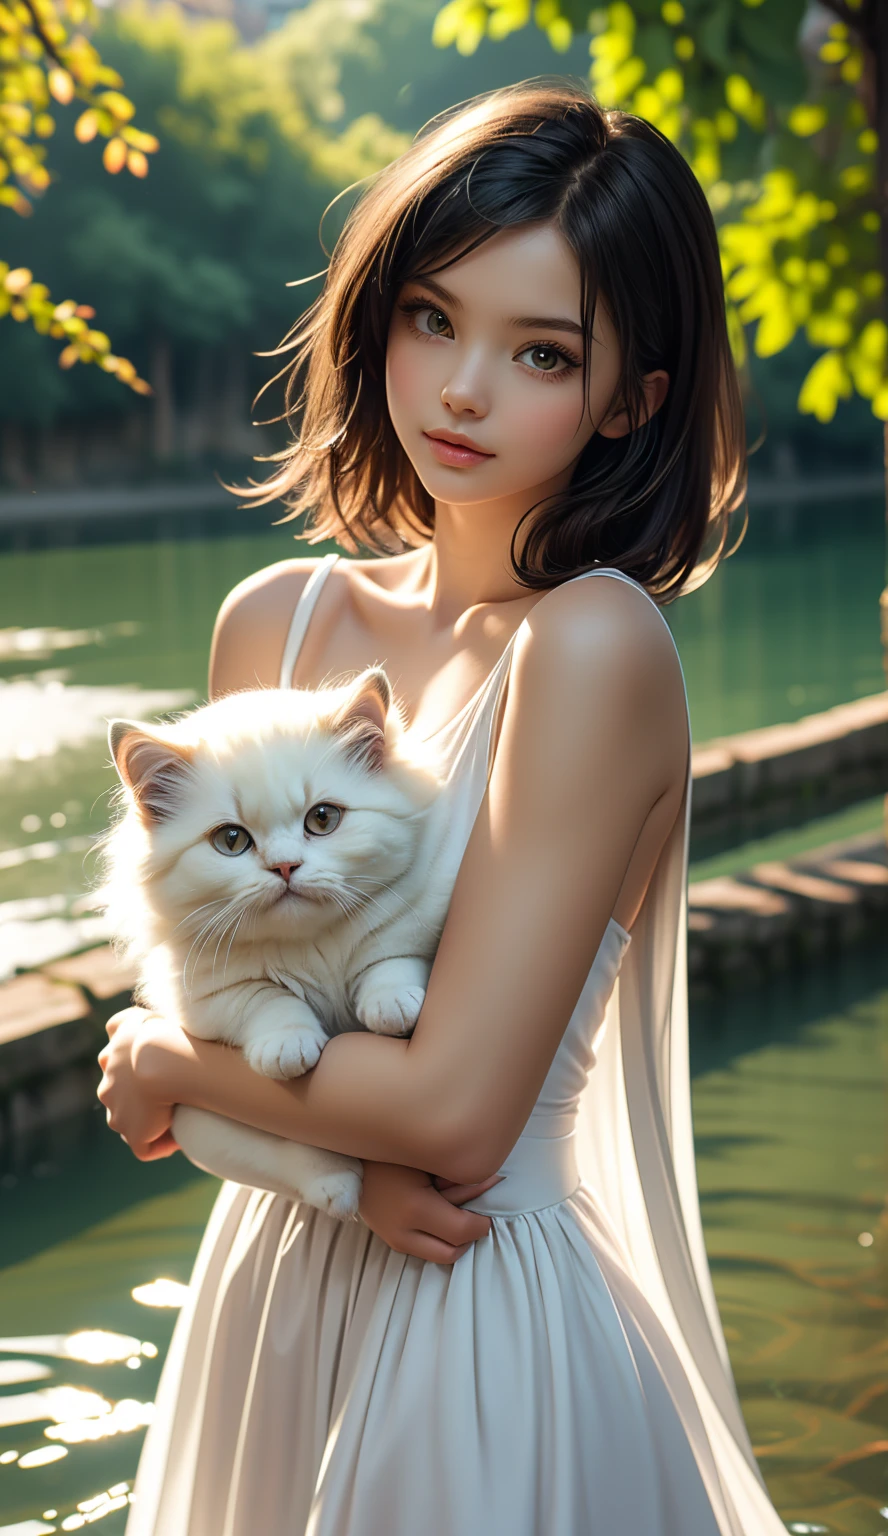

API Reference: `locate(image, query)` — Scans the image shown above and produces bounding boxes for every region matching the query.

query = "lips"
[425,430,493,454]
[423,431,495,466]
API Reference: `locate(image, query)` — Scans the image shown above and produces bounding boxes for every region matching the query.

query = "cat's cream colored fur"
[102,669,453,1219]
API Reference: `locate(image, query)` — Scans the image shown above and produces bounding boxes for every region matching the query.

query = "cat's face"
[106,669,438,947]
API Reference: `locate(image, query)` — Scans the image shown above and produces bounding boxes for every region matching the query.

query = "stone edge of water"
[0,827,887,1146]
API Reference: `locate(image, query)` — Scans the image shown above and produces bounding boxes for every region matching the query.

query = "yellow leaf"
[103,136,128,174]
[97,90,136,123]
[755,306,795,357]
[58,343,79,369]
[787,103,827,136]
[34,112,55,138]
[121,126,159,153]
[47,68,74,105]
[75,109,99,143]
[841,51,863,83]
[655,68,683,104]
[126,148,149,178]
[546,16,571,50]
[806,313,852,347]
[4,266,32,294]
[857,320,888,363]
[798,351,850,422]
[826,242,850,265]
[839,164,870,192]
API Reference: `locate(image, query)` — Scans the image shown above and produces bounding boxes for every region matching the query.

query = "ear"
[329,667,393,773]
[108,719,195,824]
[598,370,670,440]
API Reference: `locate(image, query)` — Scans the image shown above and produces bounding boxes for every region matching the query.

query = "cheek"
[385,331,425,439]
[163,845,259,908]
[501,380,594,473]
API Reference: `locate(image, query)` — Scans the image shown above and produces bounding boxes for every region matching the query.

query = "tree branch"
[21,0,67,70]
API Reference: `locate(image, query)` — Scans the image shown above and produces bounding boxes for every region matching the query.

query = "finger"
[437,1174,506,1206]
[413,1190,492,1245]
[105,1006,153,1039]
[140,1131,181,1161]
[401,1231,474,1265]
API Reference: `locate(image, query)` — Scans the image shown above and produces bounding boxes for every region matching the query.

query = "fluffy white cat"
[101,667,453,1219]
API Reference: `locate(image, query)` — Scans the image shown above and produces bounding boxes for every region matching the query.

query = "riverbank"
[0,467,884,541]
[2,817,886,1151]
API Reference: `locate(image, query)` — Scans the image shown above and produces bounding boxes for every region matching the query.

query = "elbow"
[423,1113,505,1187]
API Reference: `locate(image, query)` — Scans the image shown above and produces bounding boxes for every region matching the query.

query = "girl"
[97,79,787,1534]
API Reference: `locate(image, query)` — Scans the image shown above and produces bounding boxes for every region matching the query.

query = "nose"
[440,350,490,418]
[268,860,302,882]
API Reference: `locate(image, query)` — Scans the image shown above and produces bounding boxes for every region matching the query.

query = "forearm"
[138,1024,459,1174]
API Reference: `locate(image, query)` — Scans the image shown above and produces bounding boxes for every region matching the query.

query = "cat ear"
[329,668,393,773]
[108,719,195,824]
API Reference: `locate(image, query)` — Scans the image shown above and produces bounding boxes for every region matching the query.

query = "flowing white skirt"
[125,1178,735,1536]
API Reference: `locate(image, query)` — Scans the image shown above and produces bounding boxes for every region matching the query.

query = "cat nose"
[268,860,302,882]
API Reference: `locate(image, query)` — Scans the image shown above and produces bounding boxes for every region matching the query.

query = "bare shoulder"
[505,572,688,800]
[208,554,326,699]
[207,549,407,699]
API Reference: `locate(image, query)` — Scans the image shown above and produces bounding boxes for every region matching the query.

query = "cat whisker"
[183,897,245,995]
[341,877,433,933]
[219,906,248,990]
[210,903,249,990]
[172,897,230,937]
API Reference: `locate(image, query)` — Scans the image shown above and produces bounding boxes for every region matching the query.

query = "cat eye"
[304,803,342,837]
[210,824,254,856]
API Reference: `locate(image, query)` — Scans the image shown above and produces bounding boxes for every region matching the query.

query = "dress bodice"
[279,551,634,1217]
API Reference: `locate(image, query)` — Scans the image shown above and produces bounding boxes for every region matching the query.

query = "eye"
[397,297,454,341]
[210,824,253,856]
[304,803,342,836]
[516,344,578,379]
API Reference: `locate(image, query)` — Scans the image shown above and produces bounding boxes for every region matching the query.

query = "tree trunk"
[151,335,175,462]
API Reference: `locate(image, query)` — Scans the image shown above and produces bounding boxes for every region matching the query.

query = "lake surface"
[1,937,888,1533]
[0,494,885,951]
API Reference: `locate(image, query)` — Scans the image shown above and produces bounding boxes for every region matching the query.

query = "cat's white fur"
[101,668,453,1219]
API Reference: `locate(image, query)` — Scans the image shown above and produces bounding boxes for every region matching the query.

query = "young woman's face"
[385,221,642,513]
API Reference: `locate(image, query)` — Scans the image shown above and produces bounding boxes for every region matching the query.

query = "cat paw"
[355,984,426,1037]
[305,1167,363,1220]
[244,1028,324,1080]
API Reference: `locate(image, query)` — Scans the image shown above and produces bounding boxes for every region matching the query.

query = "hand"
[358,1160,503,1264]
[97,1007,181,1162]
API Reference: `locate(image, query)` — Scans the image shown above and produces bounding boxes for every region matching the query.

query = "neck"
[413,481,565,625]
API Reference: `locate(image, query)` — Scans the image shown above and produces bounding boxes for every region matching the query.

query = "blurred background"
[3,1,888,1531]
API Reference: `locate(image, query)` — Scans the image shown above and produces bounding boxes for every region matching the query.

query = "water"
[0,491,887,1529]
[0,496,884,931]
[1,940,887,1532]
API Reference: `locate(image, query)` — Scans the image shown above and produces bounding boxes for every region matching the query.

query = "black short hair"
[238,77,748,602]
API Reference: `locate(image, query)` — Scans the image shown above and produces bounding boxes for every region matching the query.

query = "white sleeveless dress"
[126,555,787,1536]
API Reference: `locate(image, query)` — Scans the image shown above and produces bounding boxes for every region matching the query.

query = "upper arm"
[208,557,324,700]
[410,579,689,1183]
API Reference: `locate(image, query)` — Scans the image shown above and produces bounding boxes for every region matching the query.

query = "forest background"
[1,0,882,494]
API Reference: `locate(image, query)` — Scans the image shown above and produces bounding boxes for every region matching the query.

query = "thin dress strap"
[278,551,340,689]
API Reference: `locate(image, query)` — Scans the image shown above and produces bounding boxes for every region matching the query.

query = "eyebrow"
[409,273,585,338]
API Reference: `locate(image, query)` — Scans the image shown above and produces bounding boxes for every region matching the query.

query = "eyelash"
[396,296,582,383]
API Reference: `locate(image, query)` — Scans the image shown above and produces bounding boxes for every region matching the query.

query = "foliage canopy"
[432,0,883,426]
